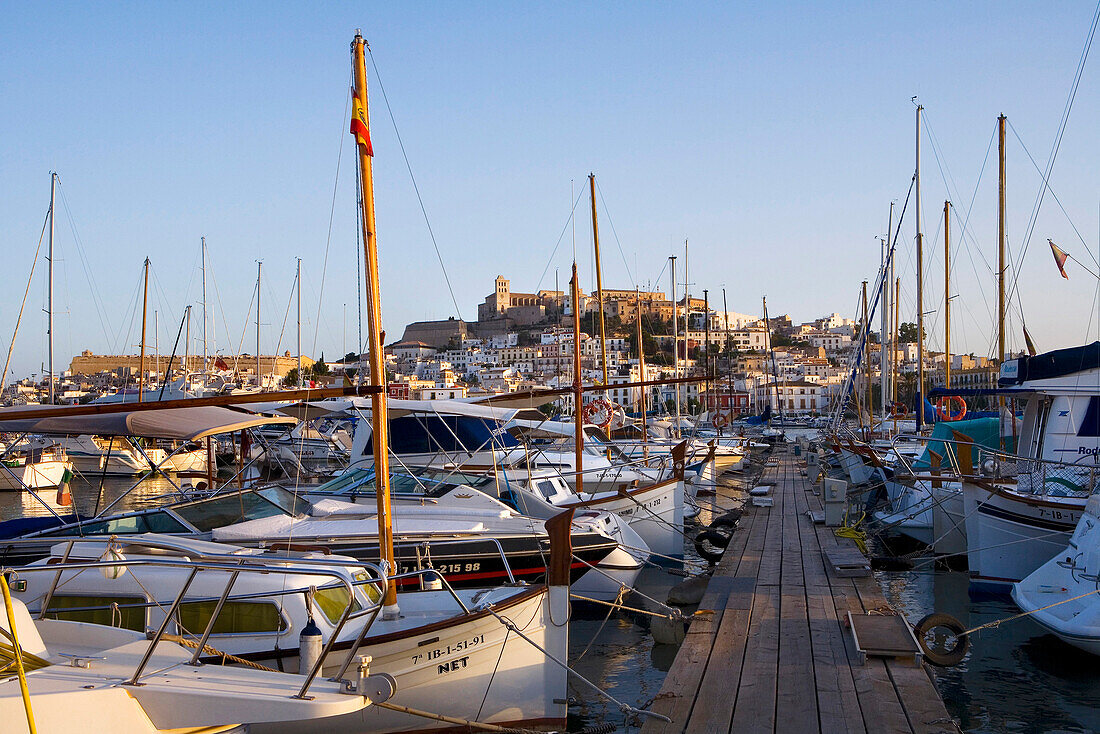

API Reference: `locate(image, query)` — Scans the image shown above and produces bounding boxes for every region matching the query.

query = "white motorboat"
[0,445,72,491]
[1,553,389,734]
[959,343,1100,589]
[1012,494,1100,655]
[15,531,569,734]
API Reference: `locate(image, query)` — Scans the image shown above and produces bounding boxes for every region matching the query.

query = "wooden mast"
[669,256,680,434]
[296,257,302,387]
[138,257,150,402]
[635,288,649,459]
[944,200,951,389]
[352,32,398,612]
[915,102,925,428]
[997,113,1007,451]
[588,174,609,387]
[201,236,208,375]
[883,200,894,422]
[997,114,1007,366]
[571,263,584,494]
[48,172,56,404]
[892,277,900,407]
[255,262,261,387]
[703,289,710,417]
[861,280,871,431]
[723,287,733,429]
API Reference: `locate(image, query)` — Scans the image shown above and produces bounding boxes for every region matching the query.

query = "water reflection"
[0,475,197,522]
[877,557,1100,733]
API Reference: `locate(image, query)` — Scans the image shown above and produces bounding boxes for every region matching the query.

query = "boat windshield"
[255,485,311,516]
[172,492,290,532]
[39,510,189,537]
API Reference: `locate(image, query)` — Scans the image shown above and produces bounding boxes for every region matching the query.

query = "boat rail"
[887,432,1100,498]
[4,544,491,698]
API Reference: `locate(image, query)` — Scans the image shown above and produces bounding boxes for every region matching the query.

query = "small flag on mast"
[350,87,373,156]
[1049,239,1070,279]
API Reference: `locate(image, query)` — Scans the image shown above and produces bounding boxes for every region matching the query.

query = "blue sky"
[3,2,1099,381]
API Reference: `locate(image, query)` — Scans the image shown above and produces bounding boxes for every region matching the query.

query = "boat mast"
[915,102,925,429]
[882,200,894,421]
[571,263,585,494]
[703,289,710,417]
[723,287,733,429]
[892,277,900,407]
[589,174,609,387]
[683,239,690,415]
[154,309,159,383]
[669,255,681,434]
[997,113,1007,451]
[944,200,952,389]
[296,257,302,387]
[138,257,150,402]
[352,32,398,613]
[255,261,262,388]
[862,280,871,431]
[763,296,782,424]
[201,236,208,375]
[635,288,648,458]
[997,114,1006,366]
[184,305,191,385]
[48,172,56,404]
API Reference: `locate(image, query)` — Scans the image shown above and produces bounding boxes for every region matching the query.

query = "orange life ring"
[888,402,907,418]
[713,410,731,428]
[581,398,615,428]
[936,396,967,422]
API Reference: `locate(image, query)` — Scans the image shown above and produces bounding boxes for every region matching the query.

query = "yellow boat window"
[178,601,287,635]
[46,594,146,631]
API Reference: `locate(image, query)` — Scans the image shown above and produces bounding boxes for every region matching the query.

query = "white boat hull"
[0,458,71,491]
[962,482,1079,588]
[253,587,567,734]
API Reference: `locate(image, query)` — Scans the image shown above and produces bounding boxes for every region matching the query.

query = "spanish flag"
[1049,239,1069,279]
[350,86,373,156]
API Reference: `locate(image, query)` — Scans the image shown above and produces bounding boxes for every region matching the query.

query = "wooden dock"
[642,449,956,734]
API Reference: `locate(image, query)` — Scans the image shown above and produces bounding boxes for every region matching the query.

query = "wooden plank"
[793,462,867,734]
[729,583,781,734]
[775,585,818,732]
[686,578,756,733]
[643,597,727,732]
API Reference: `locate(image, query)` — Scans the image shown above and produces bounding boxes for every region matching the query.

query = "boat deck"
[641,448,956,733]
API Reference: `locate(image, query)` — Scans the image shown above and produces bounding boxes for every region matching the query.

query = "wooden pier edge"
[641,449,957,734]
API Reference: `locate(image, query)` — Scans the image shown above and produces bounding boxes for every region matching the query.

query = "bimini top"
[0,404,296,440]
[1000,341,1100,387]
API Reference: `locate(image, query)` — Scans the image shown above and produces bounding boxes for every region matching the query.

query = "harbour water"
[5,465,1100,733]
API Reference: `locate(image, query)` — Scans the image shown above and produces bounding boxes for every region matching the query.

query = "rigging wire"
[2,207,51,391]
[1007,1,1100,311]
[533,186,587,294]
[1007,118,1100,270]
[923,114,997,330]
[312,64,352,357]
[366,44,464,321]
[595,180,637,288]
[54,178,113,345]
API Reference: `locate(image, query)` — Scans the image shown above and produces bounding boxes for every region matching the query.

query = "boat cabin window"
[172,493,289,532]
[1079,397,1100,438]
[535,480,558,500]
[313,583,364,624]
[40,511,188,537]
[46,594,146,631]
[178,600,287,635]
[385,415,519,455]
